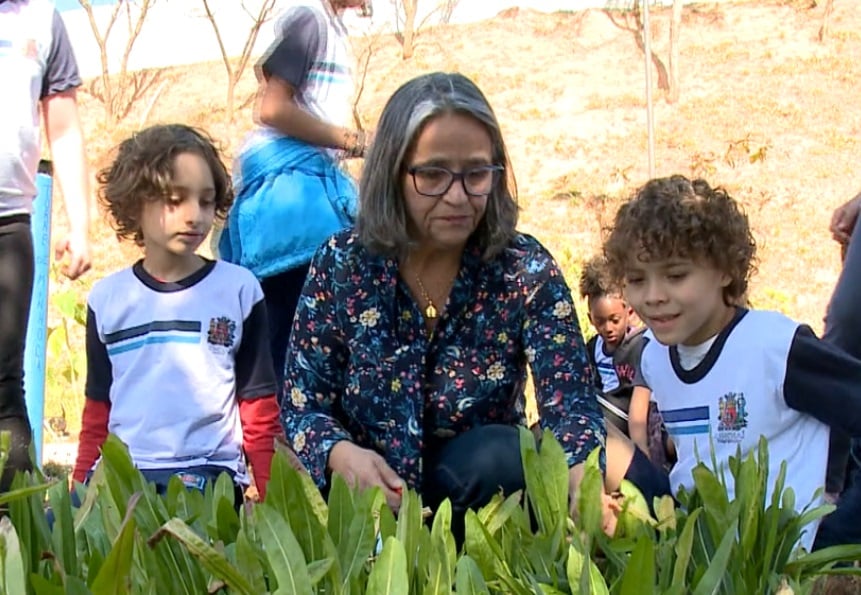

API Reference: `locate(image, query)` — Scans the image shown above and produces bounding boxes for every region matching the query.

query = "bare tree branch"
[78,0,159,125]
[818,0,835,43]
[202,0,276,122]
[668,0,683,103]
[351,29,385,130]
[202,0,234,79]
[393,0,461,59]
[603,3,670,94]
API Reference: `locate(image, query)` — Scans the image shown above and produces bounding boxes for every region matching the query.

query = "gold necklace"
[414,273,439,320]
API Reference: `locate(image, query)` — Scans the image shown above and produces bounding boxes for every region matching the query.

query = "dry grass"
[44,0,861,441]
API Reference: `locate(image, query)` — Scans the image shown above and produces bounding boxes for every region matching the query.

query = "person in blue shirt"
[218,0,371,403]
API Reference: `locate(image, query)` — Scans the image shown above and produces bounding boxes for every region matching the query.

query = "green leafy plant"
[0,428,858,593]
[44,283,88,440]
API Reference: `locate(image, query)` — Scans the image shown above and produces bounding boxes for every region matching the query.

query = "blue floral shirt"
[282,230,605,489]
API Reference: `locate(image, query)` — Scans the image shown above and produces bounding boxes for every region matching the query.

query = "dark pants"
[260,263,311,404]
[817,218,861,549]
[421,424,671,544]
[0,215,35,492]
[422,425,527,544]
[621,446,673,511]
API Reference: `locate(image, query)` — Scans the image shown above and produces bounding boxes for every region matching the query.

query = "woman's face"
[401,112,494,254]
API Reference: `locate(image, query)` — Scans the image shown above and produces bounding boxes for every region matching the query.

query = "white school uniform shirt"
[640,309,842,551]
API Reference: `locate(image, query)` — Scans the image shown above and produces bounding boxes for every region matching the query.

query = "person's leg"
[0,216,35,491]
[813,478,861,550]
[823,220,861,496]
[0,417,32,492]
[260,263,311,404]
[423,425,526,545]
[849,440,861,490]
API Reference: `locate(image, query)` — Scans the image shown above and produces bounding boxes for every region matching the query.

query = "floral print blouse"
[282,230,605,490]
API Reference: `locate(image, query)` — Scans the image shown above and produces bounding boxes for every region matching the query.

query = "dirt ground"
[46,0,860,444]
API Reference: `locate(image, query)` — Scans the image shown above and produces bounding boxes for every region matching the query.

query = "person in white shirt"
[1,0,91,491]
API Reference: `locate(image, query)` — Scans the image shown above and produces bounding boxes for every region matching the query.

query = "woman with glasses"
[281,72,608,541]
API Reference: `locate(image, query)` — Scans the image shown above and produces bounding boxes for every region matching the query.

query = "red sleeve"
[73,399,110,483]
[239,395,282,500]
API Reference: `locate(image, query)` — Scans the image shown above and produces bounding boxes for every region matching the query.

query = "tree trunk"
[402,0,417,60]
[227,78,236,124]
[819,0,835,43]
[668,0,683,103]
[629,5,670,93]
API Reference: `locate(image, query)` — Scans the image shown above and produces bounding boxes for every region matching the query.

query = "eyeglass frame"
[405,164,505,198]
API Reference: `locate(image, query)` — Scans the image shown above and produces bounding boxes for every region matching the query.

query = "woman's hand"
[329,441,404,511]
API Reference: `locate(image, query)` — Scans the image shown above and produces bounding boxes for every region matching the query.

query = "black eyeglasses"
[406,165,504,198]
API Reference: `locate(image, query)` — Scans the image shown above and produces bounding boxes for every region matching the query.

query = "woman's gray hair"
[356,72,518,260]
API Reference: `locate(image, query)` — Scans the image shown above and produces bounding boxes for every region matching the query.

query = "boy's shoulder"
[621,325,647,346]
[209,261,267,308]
[90,260,263,302]
[88,265,137,304]
[742,307,797,325]
[731,308,800,347]
[211,259,260,286]
[640,309,801,376]
[614,325,647,360]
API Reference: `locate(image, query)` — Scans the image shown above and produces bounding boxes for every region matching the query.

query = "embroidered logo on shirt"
[717,392,748,443]
[207,316,236,348]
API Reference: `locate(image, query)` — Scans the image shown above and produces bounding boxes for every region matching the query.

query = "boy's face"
[622,256,734,346]
[140,152,216,266]
[588,296,630,350]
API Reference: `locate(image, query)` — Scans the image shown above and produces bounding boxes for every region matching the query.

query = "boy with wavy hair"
[603,175,861,550]
[73,125,281,501]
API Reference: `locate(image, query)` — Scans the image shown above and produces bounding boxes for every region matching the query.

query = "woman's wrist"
[327,439,354,472]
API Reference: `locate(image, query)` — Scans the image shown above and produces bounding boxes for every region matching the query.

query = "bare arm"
[42,89,91,280]
[256,76,366,156]
[628,386,652,454]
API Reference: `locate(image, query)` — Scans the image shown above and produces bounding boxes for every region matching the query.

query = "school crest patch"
[717,391,748,443]
[207,316,236,348]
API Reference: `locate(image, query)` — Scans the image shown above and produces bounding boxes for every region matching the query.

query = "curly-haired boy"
[73,125,281,501]
[604,175,861,551]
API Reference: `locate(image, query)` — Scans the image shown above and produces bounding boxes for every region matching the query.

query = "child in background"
[579,256,671,468]
[603,175,861,551]
[73,125,281,500]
